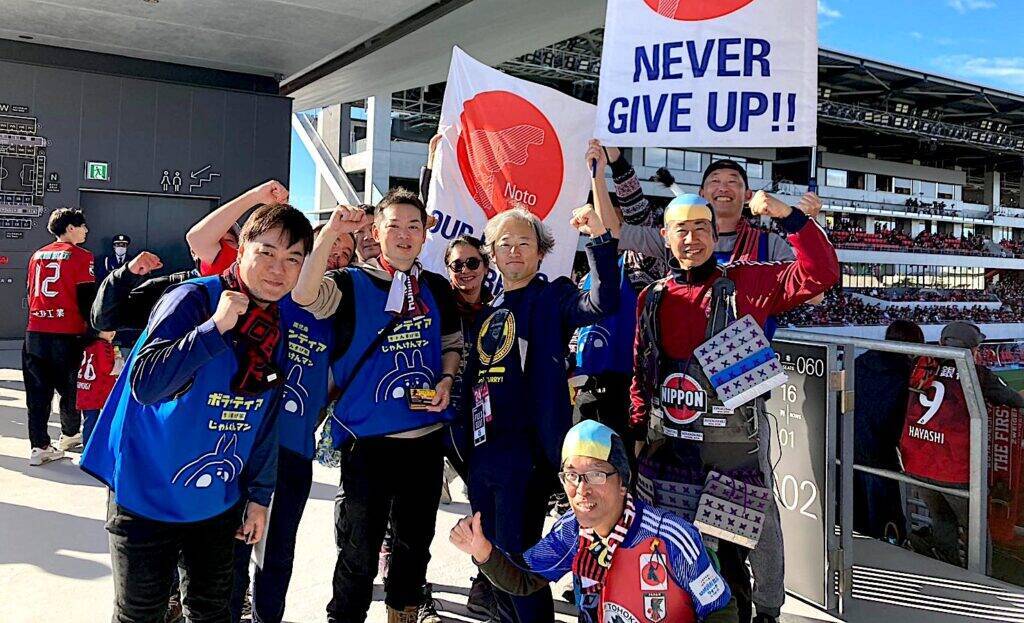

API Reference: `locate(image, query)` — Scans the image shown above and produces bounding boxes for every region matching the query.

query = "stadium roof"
[0,0,438,78]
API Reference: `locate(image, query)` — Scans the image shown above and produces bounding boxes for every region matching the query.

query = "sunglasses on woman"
[448,257,482,273]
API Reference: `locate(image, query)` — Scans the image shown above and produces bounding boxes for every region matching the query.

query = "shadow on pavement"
[0,501,110,580]
[0,452,102,487]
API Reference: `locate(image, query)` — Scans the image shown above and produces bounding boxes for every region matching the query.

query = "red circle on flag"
[661,373,706,425]
[456,90,563,220]
[642,0,756,20]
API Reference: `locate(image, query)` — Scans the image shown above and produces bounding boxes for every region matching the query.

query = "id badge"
[472,383,492,446]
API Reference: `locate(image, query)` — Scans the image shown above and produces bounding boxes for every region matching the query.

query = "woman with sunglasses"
[442,235,499,618]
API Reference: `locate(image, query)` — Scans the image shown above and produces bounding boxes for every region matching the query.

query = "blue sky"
[818,0,1024,93]
[290,0,1023,214]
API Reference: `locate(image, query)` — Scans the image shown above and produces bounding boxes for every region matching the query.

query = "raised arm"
[186,180,288,264]
[746,191,840,314]
[292,206,369,308]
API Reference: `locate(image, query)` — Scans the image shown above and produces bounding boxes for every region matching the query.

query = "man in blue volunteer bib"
[292,188,462,623]
[81,203,313,623]
[450,420,736,623]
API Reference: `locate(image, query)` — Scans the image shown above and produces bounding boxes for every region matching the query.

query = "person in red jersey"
[24,207,96,465]
[187,180,289,277]
[77,330,120,446]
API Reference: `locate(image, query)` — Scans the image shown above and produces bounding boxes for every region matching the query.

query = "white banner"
[423,47,596,288]
[594,0,817,148]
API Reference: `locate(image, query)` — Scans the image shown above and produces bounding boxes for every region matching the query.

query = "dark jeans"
[82,409,100,448]
[468,456,553,623]
[231,448,313,623]
[23,331,82,449]
[327,431,444,622]
[854,471,907,543]
[106,495,244,623]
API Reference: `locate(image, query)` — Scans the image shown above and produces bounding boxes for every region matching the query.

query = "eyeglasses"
[558,470,618,487]
[448,257,482,273]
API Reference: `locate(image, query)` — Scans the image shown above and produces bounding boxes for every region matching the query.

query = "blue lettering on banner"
[429,210,476,240]
[611,36,791,137]
[632,38,772,82]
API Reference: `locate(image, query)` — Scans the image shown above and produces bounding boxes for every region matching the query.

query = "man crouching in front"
[81,203,312,622]
[451,420,737,623]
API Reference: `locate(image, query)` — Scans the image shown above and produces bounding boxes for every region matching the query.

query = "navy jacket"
[462,238,620,472]
[854,350,912,469]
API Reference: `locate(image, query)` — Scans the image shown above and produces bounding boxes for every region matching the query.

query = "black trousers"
[106,495,243,623]
[231,448,313,623]
[23,331,82,449]
[717,540,754,623]
[327,431,444,622]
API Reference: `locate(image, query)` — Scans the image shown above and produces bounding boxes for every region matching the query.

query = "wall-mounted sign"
[0,217,32,229]
[85,161,109,181]
[4,231,24,240]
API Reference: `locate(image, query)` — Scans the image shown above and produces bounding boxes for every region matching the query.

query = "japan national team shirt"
[26,241,95,334]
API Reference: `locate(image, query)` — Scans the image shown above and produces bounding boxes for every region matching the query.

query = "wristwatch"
[590,231,614,245]
[439,372,456,384]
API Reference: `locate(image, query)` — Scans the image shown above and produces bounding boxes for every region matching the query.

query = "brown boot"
[387,605,418,623]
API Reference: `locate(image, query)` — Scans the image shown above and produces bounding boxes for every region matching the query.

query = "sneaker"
[57,432,83,451]
[417,583,443,623]
[164,593,184,623]
[466,575,497,618]
[29,446,64,466]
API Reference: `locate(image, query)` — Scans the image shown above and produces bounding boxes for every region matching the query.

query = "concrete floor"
[0,346,834,623]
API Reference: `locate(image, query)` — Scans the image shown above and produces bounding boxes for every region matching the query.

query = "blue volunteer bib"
[277,297,333,459]
[81,276,282,522]
[327,269,452,446]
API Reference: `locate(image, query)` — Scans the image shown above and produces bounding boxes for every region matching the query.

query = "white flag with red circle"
[423,46,596,287]
[595,0,817,148]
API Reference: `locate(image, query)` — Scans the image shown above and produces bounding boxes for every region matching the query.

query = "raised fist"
[748,190,793,219]
[212,290,249,334]
[449,512,492,563]
[797,192,822,218]
[251,180,289,206]
[326,205,370,236]
[570,205,607,238]
[127,251,163,276]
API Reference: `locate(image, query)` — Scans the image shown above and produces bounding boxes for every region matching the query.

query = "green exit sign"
[85,161,109,181]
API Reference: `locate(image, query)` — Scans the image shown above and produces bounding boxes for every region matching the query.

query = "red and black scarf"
[221,264,283,395]
[572,493,637,597]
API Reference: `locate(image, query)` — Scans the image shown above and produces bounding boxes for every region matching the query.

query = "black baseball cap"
[702,159,749,189]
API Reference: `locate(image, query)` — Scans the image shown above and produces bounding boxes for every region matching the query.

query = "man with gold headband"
[450,419,736,623]
[629,192,839,623]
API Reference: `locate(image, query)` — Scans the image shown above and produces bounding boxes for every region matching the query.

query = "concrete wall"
[820,152,967,185]
[0,48,291,339]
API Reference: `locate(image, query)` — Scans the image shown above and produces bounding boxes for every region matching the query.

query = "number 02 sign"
[766,340,837,611]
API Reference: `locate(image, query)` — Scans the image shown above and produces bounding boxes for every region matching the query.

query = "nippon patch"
[689,566,727,607]
[639,553,669,591]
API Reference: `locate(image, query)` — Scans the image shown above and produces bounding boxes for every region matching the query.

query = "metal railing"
[775,329,990,574]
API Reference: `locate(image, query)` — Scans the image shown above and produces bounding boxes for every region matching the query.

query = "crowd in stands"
[850,287,1001,303]
[779,287,1023,327]
[904,197,960,217]
[825,222,1024,258]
